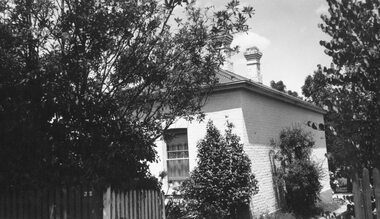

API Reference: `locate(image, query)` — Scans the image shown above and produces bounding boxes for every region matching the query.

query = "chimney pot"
[244,46,263,83]
[218,32,234,72]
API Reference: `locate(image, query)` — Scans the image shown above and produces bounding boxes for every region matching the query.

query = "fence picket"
[67,187,73,219]
[153,191,155,219]
[353,172,364,219]
[82,186,88,219]
[133,190,137,219]
[127,190,131,219]
[117,190,121,219]
[70,187,74,219]
[112,189,116,219]
[141,190,145,219]
[29,190,34,219]
[124,190,128,219]
[150,191,153,219]
[76,187,81,219]
[91,188,100,219]
[125,191,128,219]
[49,189,54,219]
[7,190,10,219]
[374,168,380,219]
[147,191,150,219]
[12,190,17,219]
[136,190,140,219]
[4,192,8,218]
[30,191,35,219]
[83,187,93,219]
[63,187,68,219]
[156,191,160,219]
[142,190,145,219]
[103,187,111,219]
[145,190,149,219]
[47,189,51,219]
[27,191,32,219]
[131,190,134,219]
[131,190,135,219]
[121,190,125,219]
[5,190,10,219]
[161,191,166,219]
[36,189,42,219]
[0,192,3,219]
[18,190,22,219]
[362,168,372,219]
[42,189,48,219]
[55,188,61,219]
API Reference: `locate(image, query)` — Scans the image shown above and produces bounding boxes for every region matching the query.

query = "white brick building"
[149,47,331,217]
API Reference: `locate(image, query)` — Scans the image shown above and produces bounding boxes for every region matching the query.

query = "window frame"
[164,128,190,181]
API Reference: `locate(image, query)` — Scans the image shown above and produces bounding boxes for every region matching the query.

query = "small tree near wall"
[181,121,258,219]
[272,127,322,216]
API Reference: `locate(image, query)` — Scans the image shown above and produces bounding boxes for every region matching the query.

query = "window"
[165,129,189,181]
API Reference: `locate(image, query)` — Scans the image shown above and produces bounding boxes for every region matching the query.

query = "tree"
[270,80,286,92]
[0,0,254,189]
[272,127,322,216]
[302,0,380,173]
[181,121,258,219]
[270,80,299,97]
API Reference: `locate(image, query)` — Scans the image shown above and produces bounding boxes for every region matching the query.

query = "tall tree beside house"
[181,121,258,219]
[302,0,380,174]
[0,0,253,189]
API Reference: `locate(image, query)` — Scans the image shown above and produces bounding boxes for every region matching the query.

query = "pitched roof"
[215,69,326,114]
[216,69,248,83]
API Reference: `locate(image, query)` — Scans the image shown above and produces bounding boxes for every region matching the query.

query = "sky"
[198,0,333,95]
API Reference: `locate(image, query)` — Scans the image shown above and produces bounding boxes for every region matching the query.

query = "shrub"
[181,121,258,219]
[273,127,323,216]
[165,197,191,219]
[282,160,322,215]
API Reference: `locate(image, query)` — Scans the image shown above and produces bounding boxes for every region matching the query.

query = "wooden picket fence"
[103,188,165,219]
[0,186,166,219]
[352,167,380,219]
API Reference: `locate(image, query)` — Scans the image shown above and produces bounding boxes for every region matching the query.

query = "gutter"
[212,80,327,115]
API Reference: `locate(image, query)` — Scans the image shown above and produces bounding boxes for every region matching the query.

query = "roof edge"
[213,80,327,115]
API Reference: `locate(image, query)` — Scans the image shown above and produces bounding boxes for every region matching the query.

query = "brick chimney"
[216,33,234,72]
[244,46,263,83]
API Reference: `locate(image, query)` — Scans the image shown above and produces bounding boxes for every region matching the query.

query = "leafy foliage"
[0,0,253,189]
[281,160,322,216]
[181,121,258,219]
[165,198,189,219]
[270,80,286,92]
[273,127,322,216]
[270,80,299,98]
[302,0,380,173]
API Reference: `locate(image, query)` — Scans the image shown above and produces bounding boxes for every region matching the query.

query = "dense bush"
[181,121,258,219]
[273,127,322,216]
[165,198,191,219]
[282,160,322,215]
